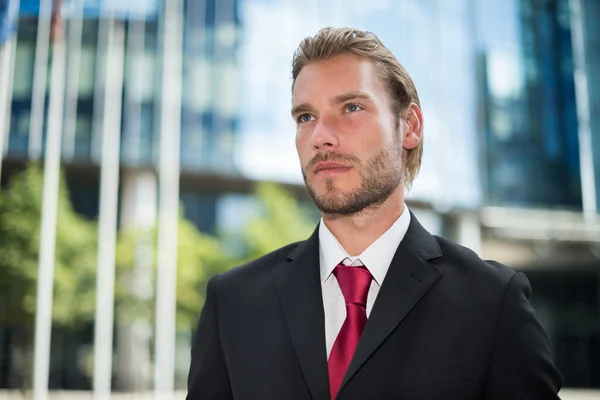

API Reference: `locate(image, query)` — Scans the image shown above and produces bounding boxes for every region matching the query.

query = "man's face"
[292,53,404,215]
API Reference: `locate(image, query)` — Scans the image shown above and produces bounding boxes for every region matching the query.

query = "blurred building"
[0,0,244,391]
[0,0,599,393]
[476,0,600,387]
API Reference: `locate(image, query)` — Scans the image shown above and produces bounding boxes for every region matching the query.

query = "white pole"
[570,0,597,219]
[61,0,85,161]
[2,0,20,159]
[0,0,21,174]
[32,21,67,400]
[0,0,21,159]
[122,17,146,164]
[213,0,235,169]
[28,0,52,160]
[0,36,16,181]
[154,0,183,396]
[93,15,125,400]
[90,9,110,163]
[1,35,16,160]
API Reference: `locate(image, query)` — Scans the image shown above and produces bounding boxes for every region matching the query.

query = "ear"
[402,103,423,150]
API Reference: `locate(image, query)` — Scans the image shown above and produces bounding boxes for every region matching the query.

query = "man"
[186,27,563,399]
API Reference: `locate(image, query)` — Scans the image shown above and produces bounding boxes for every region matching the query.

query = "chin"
[322,186,357,201]
[324,178,357,192]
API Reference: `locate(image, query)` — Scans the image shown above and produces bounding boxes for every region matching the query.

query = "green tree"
[115,183,317,330]
[0,166,317,390]
[0,164,98,387]
[114,182,317,331]
[238,182,317,263]
[113,215,236,391]
[115,214,234,331]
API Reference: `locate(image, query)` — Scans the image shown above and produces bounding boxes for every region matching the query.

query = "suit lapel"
[340,212,444,393]
[276,226,330,400]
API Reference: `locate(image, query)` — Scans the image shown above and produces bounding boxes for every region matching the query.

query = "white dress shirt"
[319,206,411,358]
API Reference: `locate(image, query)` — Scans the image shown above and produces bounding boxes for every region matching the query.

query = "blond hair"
[292,27,423,189]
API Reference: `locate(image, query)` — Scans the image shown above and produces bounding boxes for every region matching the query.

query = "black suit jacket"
[187,213,563,399]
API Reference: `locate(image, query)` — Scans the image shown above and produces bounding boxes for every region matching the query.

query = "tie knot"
[333,264,373,308]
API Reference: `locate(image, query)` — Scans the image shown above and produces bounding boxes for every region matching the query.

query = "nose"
[310,116,339,151]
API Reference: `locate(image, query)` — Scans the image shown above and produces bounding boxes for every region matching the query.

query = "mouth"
[313,162,352,176]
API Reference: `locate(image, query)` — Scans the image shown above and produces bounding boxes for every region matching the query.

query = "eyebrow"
[291,103,315,118]
[331,91,374,106]
[291,91,374,118]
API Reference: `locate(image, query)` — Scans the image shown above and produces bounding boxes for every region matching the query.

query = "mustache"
[305,152,361,171]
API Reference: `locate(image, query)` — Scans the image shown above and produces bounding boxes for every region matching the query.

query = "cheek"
[295,132,311,163]
[295,131,305,153]
[348,120,388,151]
[295,124,308,144]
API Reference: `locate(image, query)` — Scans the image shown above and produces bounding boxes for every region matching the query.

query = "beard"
[302,143,403,216]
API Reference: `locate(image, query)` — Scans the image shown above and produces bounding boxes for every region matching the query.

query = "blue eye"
[298,114,314,123]
[345,103,362,113]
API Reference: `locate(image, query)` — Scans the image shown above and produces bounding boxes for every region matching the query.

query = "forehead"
[292,54,385,104]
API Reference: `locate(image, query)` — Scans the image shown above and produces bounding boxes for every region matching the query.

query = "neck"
[321,188,405,256]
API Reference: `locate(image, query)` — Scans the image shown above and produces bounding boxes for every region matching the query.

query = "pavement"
[0,389,598,399]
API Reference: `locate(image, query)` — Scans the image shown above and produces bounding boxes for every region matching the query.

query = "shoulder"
[429,240,562,396]
[432,235,518,298]
[212,240,304,288]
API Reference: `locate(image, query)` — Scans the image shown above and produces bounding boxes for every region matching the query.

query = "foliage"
[0,167,317,334]
[240,182,317,263]
[114,182,318,331]
[115,214,235,331]
[0,164,97,327]
[0,165,318,390]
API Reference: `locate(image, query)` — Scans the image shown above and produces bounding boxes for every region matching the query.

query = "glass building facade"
[3,0,240,230]
[475,0,600,388]
[7,0,596,215]
[478,0,599,212]
[478,0,581,209]
[8,0,239,172]
[581,0,600,213]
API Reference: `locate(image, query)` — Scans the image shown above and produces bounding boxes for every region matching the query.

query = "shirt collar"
[319,220,351,283]
[318,205,411,285]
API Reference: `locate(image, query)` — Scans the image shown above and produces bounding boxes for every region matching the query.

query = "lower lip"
[315,167,351,176]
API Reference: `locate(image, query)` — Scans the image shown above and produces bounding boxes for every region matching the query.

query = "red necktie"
[328,264,373,399]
